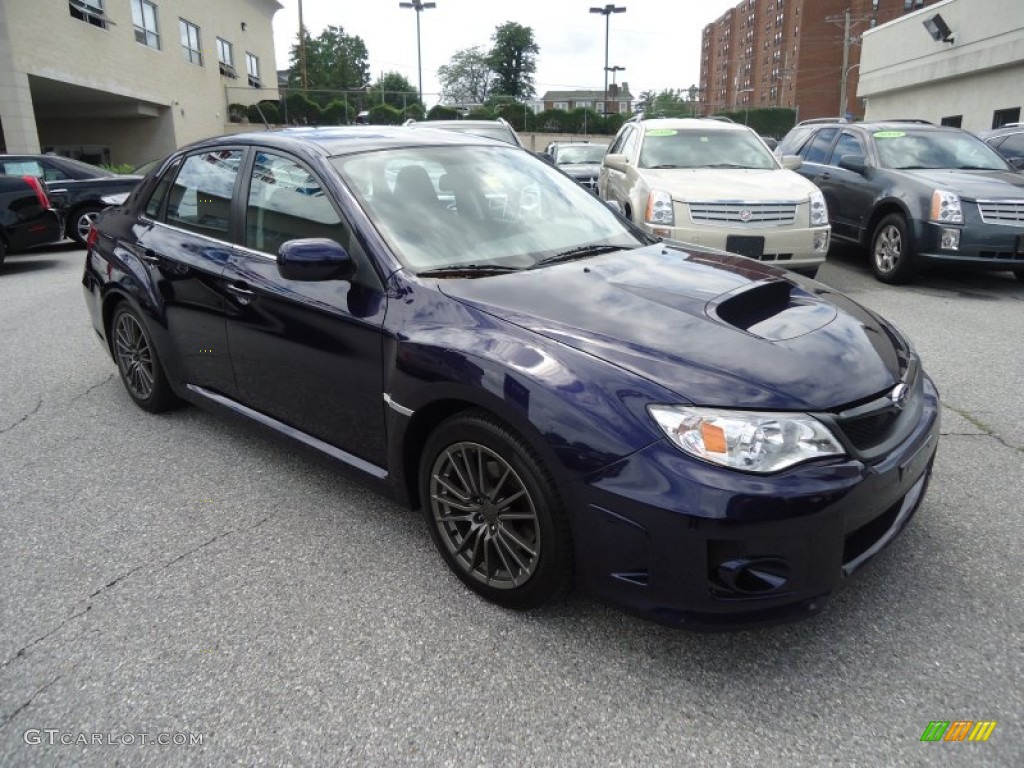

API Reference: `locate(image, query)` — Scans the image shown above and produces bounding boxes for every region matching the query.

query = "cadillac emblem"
[739,208,753,222]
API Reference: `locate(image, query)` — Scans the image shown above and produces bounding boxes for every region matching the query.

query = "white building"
[858,0,1024,132]
[0,0,281,165]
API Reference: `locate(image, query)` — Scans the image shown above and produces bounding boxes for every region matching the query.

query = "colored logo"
[920,721,997,742]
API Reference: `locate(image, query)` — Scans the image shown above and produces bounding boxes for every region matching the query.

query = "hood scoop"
[708,279,837,341]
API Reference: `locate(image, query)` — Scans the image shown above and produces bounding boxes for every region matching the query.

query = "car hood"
[899,168,1024,199]
[636,168,816,203]
[438,244,904,410]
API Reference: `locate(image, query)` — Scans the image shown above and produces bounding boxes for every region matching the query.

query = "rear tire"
[420,411,572,610]
[68,205,102,246]
[870,213,917,284]
[110,304,179,413]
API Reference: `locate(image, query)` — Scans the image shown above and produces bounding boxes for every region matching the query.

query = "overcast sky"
[272,0,739,103]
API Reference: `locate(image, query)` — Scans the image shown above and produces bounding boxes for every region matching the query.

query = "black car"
[0,174,62,271]
[546,142,606,194]
[82,128,939,629]
[978,123,1024,170]
[0,154,142,245]
[778,120,1024,283]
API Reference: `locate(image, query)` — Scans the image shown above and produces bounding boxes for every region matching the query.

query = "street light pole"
[590,5,626,115]
[399,1,436,106]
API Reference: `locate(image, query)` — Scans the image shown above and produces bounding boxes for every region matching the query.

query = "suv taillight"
[86,223,100,249]
[22,176,51,208]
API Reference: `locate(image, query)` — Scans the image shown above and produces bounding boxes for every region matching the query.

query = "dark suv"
[779,120,1024,283]
[978,124,1024,170]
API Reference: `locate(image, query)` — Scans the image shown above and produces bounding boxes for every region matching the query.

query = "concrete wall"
[859,0,1024,131]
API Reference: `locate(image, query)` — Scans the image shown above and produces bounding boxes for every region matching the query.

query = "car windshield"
[333,145,647,273]
[422,123,518,145]
[638,128,777,170]
[873,129,1010,170]
[555,145,606,165]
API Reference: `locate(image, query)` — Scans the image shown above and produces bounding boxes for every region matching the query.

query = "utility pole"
[826,10,871,120]
[298,0,307,89]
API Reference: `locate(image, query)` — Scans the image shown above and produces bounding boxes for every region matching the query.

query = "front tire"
[870,213,916,284]
[111,304,179,413]
[420,411,572,609]
[68,205,102,246]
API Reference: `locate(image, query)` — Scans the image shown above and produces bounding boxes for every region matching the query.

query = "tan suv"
[598,117,830,277]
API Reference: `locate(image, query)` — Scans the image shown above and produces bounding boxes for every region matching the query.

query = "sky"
[272,0,740,104]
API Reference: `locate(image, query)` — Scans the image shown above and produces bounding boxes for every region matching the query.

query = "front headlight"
[648,405,845,473]
[930,189,963,224]
[645,189,675,227]
[809,189,828,226]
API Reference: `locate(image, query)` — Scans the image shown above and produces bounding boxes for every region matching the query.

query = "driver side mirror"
[277,238,355,282]
[781,154,803,170]
[837,154,868,175]
[603,153,630,171]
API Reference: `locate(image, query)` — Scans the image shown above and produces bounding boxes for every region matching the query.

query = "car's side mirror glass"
[837,154,867,175]
[603,153,630,171]
[277,238,355,282]
[781,154,803,171]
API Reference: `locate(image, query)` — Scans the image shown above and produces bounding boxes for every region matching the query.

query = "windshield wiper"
[532,244,629,268]
[647,164,685,169]
[957,165,999,170]
[417,264,521,278]
[703,163,753,169]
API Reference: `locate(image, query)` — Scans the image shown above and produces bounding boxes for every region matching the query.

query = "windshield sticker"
[700,136,709,142]
[646,129,678,136]
[873,131,907,138]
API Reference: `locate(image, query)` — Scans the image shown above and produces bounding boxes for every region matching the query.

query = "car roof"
[180,126,502,158]
[630,117,751,132]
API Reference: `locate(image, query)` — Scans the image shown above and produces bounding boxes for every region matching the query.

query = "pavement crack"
[0,675,61,730]
[941,402,1023,454]
[0,606,91,671]
[70,372,116,403]
[164,516,273,570]
[0,398,43,435]
[90,563,148,598]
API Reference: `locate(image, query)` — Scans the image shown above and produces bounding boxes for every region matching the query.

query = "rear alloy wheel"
[421,412,572,609]
[871,213,917,284]
[111,305,178,413]
[69,205,102,246]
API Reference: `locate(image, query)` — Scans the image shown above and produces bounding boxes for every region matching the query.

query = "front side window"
[246,53,261,88]
[165,150,242,238]
[180,19,202,66]
[69,0,108,29]
[335,146,645,272]
[131,0,160,49]
[827,131,866,167]
[217,38,236,77]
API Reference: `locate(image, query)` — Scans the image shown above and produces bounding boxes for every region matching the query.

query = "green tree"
[371,71,422,111]
[437,46,493,107]
[486,22,539,100]
[288,25,369,96]
[636,90,656,114]
[651,89,690,118]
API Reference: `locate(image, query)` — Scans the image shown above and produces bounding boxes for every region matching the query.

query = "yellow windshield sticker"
[700,136,709,142]
[646,129,677,136]
[874,131,906,138]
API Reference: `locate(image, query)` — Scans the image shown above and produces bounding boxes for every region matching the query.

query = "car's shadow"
[0,257,64,275]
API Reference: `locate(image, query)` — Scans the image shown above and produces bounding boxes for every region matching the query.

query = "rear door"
[222,149,388,465]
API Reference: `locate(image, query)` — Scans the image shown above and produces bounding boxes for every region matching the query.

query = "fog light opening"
[813,230,830,252]
[939,227,960,250]
[716,557,791,595]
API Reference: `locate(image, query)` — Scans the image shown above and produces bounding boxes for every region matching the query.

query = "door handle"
[227,283,255,304]
[141,248,161,265]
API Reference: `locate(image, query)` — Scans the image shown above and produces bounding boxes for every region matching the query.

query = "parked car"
[83,127,939,629]
[779,120,1024,283]
[0,174,63,272]
[403,118,525,148]
[977,123,1024,170]
[599,117,830,277]
[546,142,606,194]
[0,154,142,245]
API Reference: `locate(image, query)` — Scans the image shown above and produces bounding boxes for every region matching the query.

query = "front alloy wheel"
[421,412,572,609]
[871,213,916,284]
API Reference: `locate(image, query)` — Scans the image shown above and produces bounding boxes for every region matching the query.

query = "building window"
[217,38,237,77]
[180,19,202,65]
[246,53,261,88]
[132,0,160,49]
[553,101,568,111]
[992,107,1021,129]
[69,0,108,29]
[940,115,963,128]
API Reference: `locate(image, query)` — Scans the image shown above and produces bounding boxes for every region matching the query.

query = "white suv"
[598,117,830,276]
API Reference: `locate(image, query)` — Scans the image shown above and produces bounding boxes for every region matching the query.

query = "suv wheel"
[871,213,916,284]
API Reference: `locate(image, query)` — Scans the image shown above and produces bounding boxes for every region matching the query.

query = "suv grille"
[689,202,797,226]
[977,199,1024,225]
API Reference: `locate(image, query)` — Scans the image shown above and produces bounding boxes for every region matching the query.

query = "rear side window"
[828,131,866,167]
[165,150,242,238]
[801,127,839,163]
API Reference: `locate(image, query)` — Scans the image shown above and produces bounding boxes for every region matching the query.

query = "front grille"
[838,410,900,450]
[689,201,798,226]
[977,199,1024,225]
[831,361,922,459]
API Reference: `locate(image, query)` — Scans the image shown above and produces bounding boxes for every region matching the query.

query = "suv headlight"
[645,189,675,227]
[648,405,845,473]
[809,189,828,226]
[930,189,963,224]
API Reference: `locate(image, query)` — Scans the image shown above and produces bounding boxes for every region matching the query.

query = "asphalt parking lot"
[1,241,1021,766]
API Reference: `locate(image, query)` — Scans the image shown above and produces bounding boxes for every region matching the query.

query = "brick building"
[699,0,942,123]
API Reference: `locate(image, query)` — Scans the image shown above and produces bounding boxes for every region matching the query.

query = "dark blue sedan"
[82,127,940,629]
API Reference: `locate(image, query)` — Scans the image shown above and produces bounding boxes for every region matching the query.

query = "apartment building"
[699,0,942,122]
[0,0,281,165]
